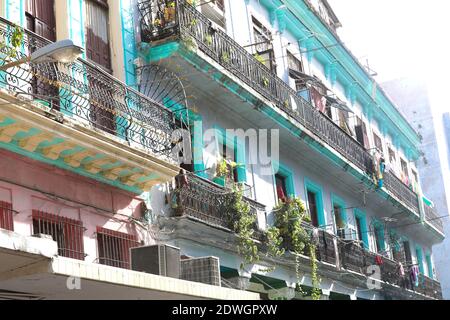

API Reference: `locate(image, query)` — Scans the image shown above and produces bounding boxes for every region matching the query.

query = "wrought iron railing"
[424,204,444,234]
[0,17,178,160]
[138,0,422,213]
[170,174,265,230]
[384,170,420,215]
[337,240,442,299]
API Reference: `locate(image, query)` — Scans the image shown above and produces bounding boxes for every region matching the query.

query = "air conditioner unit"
[130,244,180,279]
[181,256,221,287]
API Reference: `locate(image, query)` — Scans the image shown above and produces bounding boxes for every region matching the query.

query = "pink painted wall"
[0,149,149,264]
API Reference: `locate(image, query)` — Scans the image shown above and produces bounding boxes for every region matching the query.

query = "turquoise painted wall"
[120,0,138,88]
[68,0,86,50]
[5,0,25,27]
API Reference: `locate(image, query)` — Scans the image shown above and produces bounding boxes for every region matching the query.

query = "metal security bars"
[0,17,178,160]
[32,210,85,260]
[138,0,421,214]
[0,201,14,231]
[96,227,141,269]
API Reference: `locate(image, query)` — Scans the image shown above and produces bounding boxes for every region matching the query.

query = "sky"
[327,0,450,83]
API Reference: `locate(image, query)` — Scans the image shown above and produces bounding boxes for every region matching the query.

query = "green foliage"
[205,34,213,46]
[267,226,285,259]
[270,197,321,300]
[221,52,230,63]
[11,26,23,49]
[223,186,259,269]
[262,77,269,87]
[0,25,24,63]
[273,197,310,254]
[254,53,265,64]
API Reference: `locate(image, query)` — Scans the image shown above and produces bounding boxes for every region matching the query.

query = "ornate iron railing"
[138,0,422,213]
[384,170,420,216]
[170,174,265,230]
[337,240,442,299]
[424,204,444,234]
[0,17,178,160]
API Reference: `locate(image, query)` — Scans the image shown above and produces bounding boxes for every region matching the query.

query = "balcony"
[169,174,265,230]
[338,240,443,300]
[138,0,424,219]
[424,204,444,234]
[0,17,180,192]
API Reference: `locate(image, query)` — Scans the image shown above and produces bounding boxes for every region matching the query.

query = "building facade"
[382,77,450,299]
[0,0,445,300]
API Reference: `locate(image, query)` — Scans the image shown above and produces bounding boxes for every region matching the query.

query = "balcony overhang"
[0,229,259,300]
[0,91,180,194]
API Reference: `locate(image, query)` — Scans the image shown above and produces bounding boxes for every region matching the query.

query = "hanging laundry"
[375,255,384,266]
[311,87,327,113]
[276,184,287,203]
[399,262,405,277]
[175,169,189,188]
[409,265,419,288]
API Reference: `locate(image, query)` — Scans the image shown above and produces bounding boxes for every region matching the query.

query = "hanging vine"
[269,197,322,300]
[223,185,259,269]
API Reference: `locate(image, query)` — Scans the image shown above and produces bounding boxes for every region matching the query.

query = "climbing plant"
[269,197,322,300]
[223,184,259,269]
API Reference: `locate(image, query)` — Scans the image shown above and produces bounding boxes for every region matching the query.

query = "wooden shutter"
[85,0,112,71]
[0,201,14,231]
[25,0,56,41]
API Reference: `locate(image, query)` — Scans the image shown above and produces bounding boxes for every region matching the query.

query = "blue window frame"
[213,126,247,186]
[272,161,295,202]
[304,178,325,228]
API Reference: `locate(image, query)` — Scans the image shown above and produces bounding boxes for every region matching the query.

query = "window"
[400,158,409,184]
[355,216,364,246]
[287,51,303,73]
[403,240,412,265]
[388,148,396,165]
[355,117,369,148]
[219,143,238,183]
[85,0,115,133]
[25,0,59,110]
[307,190,320,227]
[32,210,85,260]
[373,224,385,254]
[97,227,141,269]
[0,201,14,231]
[85,0,111,71]
[25,0,56,41]
[252,17,276,73]
[275,174,287,203]
[373,133,383,153]
[333,204,345,238]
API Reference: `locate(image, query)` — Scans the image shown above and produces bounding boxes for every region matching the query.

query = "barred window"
[32,210,85,260]
[96,227,141,269]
